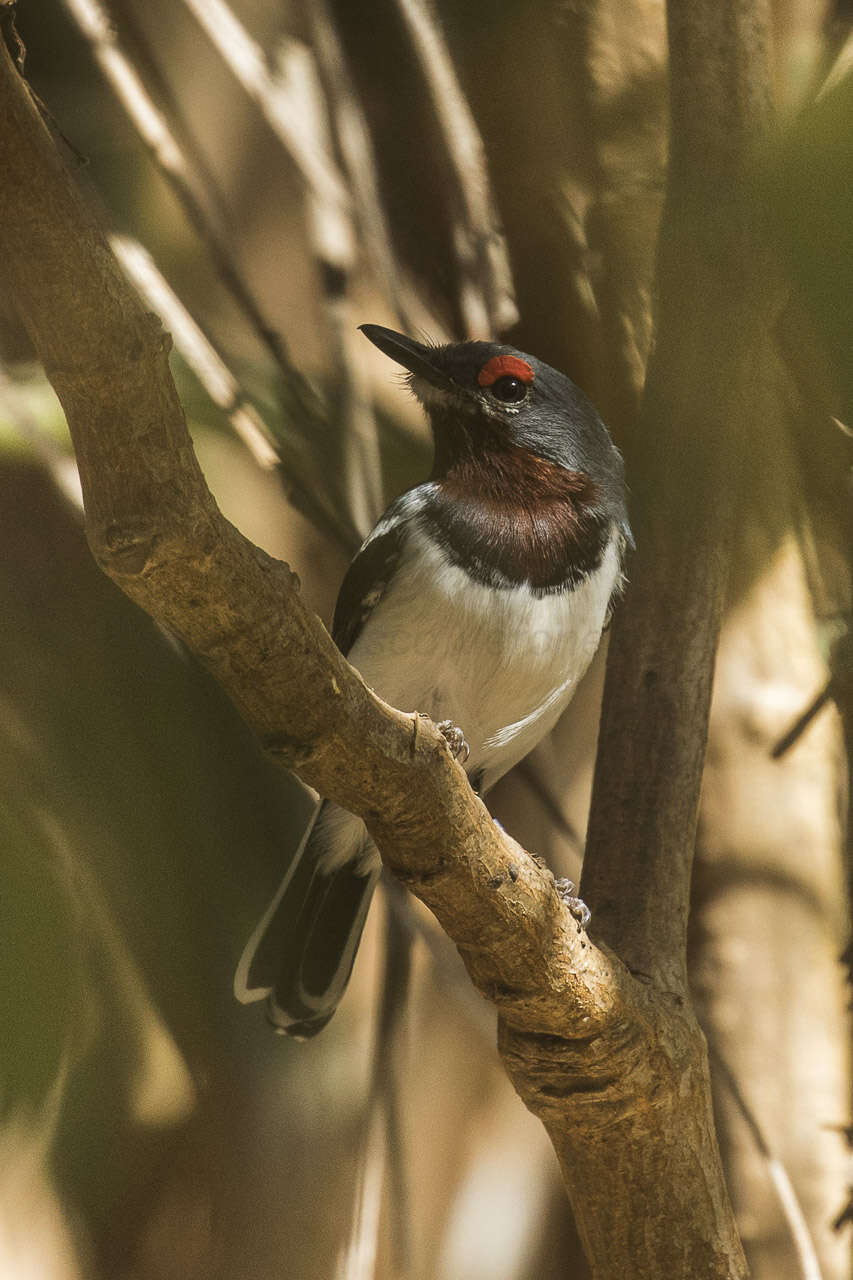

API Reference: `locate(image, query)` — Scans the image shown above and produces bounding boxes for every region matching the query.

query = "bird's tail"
[234,802,381,1038]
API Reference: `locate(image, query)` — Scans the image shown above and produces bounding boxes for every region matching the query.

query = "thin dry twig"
[392,0,517,336]
[178,0,353,269]
[513,757,584,858]
[109,233,360,547]
[110,234,279,469]
[338,888,413,1280]
[62,0,374,544]
[270,28,384,534]
[818,21,853,98]
[306,0,411,331]
[710,1046,824,1280]
[176,0,383,534]
[59,0,297,378]
[337,1100,384,1280]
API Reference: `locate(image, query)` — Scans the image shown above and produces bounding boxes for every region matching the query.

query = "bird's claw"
[438,719,470,763]
[555,878,591,929]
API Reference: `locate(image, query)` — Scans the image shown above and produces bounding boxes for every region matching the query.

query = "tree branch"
[583,0,778,987]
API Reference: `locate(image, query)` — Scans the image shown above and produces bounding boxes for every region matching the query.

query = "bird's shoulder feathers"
[331,488,427,655]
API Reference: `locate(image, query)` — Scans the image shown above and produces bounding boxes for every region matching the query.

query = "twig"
[338,884,413,1280]
[711,1045,824,1280]
[306,0,412,331]
[178,0,354,270]
[109,235,278,469]
[323,298,385,538]
[817,22,853,99]
[59,0,296,379]
[392,0,517,336]
[60,0,372,547]
[384,881,495,1043]
[337,1100,385,1280]
[272,29,384,535]
[513,757,584,858]
[61,0,368,543]
[109,233,359,548]
[0,0,25,73]
[69,0,383,537]
[773,629,853,756]
[376,883,413,1278]
[181,0,384,536]
[771,684,833,758]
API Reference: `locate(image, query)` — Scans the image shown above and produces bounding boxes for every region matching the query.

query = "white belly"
[348,526,620,789]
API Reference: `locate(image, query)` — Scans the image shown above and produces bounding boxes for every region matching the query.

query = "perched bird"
[235,325,630,1037]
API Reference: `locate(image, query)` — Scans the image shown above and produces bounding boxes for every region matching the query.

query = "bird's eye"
[489,375,528,404]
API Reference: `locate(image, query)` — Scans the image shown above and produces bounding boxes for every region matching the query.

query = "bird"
[234,324,631,1037]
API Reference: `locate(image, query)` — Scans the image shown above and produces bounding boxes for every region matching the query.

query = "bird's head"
[359,324,628,538]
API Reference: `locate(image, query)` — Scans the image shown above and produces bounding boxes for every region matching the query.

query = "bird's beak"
[359,325,455,393]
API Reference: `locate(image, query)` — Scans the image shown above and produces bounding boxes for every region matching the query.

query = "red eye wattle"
[476,355,534,387]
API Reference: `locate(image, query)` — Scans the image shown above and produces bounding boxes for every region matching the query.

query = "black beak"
[359,325,455,393]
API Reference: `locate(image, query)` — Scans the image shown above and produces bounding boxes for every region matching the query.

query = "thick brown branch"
[583,0,778,988]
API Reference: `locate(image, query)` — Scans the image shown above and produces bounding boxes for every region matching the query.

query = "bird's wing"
[332,491,422,656]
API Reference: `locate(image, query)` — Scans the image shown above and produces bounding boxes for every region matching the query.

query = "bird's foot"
[438,719,470,763]
[555,878,591,929]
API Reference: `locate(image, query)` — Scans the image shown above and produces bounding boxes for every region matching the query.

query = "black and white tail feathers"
[234,802,381,1037]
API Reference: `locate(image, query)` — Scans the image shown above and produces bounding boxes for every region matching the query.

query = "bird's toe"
[437,719,470,763]
[554,878,591,930]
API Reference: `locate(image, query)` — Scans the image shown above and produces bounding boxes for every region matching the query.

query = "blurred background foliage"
[0,1,852,1277]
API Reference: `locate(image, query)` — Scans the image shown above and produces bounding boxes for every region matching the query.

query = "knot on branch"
[91,518,159,577]
[499,1017,639,1118]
